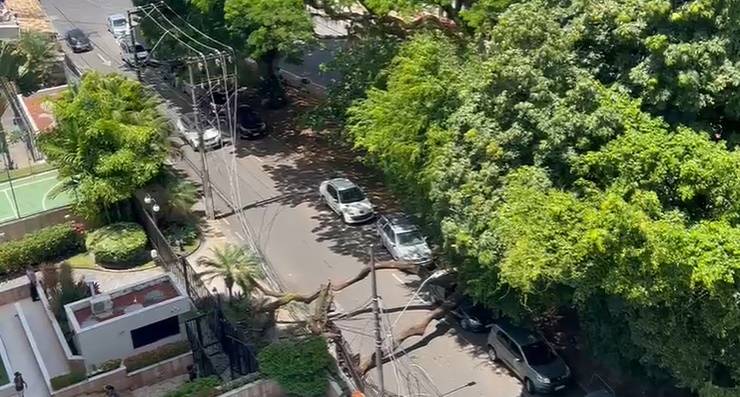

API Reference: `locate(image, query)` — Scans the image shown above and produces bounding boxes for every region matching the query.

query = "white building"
[64,274,191,369]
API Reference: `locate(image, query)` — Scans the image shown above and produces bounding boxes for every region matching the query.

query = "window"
[112,19,127,27]
[130,316,180,349]
[521,341,557,365]
[338,187,365,203]
[383,224,395,241]
[397,230,424,246]
[327,185,338,200]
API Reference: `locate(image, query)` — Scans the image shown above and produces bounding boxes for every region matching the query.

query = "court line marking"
[2,190,18,219]
[0,176,60,192]
[42,180,65,211]
[0,169,57,186]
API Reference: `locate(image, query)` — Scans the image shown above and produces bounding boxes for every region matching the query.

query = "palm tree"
[197,244,262,300]
[162,172,198,220]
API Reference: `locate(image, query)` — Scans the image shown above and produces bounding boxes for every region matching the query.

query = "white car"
[319,178,375,224]
[106,14,130,39]
[175,113,222,151]
[376,213,432,266]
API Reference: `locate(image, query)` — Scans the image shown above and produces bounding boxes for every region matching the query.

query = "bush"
[50,371,86,391]
[163,376,220,397]
[123,341,190,373]
[163,221,199,252]
[86,222,148,269]
[258,336,333,397]
[0,223,84,275]
[89,359,122,377]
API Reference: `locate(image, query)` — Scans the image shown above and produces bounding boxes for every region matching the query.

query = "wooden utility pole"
[369,248,385,396]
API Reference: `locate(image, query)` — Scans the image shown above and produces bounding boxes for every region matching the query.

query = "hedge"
[258,336,333,397]
[86,222,148,269]
[163,376,220,397]
[0,223,84,275]
[123,341,190,373]
[50,371,86,391]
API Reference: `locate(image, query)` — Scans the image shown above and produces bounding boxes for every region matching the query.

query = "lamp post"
[143,193,161,224]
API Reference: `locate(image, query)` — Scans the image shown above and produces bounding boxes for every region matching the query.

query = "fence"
[132,196,259,380]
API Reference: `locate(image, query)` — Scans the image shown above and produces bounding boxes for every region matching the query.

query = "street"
[40,0,586,396]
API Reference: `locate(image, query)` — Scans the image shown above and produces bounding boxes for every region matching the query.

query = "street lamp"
[143,193,161,223]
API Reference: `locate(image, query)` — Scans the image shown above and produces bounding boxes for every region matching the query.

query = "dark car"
[237,106,266,138]
[65,28,92,53]
[451,297,496,332]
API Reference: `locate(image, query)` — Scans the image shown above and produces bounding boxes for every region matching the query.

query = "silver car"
[175,113,222,151]
[106,14,129,39]
[319,178,375,224]
[376,214,432,266]
[487,321,571,394]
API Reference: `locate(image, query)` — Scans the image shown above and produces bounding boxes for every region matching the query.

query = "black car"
[65,28,92,53]
[237,106,266,138]
[451,297,496,332]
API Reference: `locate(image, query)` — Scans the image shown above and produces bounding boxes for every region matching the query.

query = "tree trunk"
[258,51,286,109]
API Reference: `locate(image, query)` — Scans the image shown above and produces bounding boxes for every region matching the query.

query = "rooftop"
[4,0,54,35]
[18,85,67,133]
[330,177,358,190]
[73,277,181,329]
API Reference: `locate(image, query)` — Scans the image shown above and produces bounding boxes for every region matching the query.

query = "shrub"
[123,341,190,373]
[258,336,333,397]
[50,371,86,390]
[163,222,199,250]
[163,376,220,397]
[86,222,148,268]
[0,223,84,275]
[89,359,122,377]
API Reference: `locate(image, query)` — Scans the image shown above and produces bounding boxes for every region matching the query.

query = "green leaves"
[257,336,333,397]
[39,73,169,219]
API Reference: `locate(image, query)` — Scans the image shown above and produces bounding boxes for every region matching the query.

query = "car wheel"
[487,345,498,362]
[524,378,536,395]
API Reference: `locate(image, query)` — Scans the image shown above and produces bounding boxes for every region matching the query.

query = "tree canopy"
[39,72,170,219]
[330,0,740,395]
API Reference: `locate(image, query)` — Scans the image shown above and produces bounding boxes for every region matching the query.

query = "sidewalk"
[0,302,50,397]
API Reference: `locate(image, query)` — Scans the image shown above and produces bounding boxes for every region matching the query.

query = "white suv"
[319,178,375,224]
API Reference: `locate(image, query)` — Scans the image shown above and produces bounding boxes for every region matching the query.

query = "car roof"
[329,178,358,191]
[496,320,544,346]
[383,213,419,232]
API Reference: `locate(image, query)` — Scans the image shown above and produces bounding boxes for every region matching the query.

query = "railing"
[132,196,258,379]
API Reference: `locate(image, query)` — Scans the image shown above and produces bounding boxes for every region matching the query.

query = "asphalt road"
[40,1,586,396]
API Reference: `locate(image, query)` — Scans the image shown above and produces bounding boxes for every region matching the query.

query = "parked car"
[236,106,266,138]
[319,178,375,224]
[106,14,129,38]
[119,39,150,66]
[64,28,92,53]
[175,113,222,151]
[487,321,571,394]
[451,297,496,332]
[376,213,432,266]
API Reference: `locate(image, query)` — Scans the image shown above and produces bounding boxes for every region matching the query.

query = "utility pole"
[187,63,215,220]
[126,9,141,81]
[369,248,385,396]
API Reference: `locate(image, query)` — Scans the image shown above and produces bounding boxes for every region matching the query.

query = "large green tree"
[39,72,170,219]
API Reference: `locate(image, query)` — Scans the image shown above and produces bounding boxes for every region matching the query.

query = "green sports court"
[0,169,73,224]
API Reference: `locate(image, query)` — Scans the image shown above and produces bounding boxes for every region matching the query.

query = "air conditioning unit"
[90,294,113,318]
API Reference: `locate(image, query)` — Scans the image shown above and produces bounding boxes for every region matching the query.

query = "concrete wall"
[0,280,29,306]
[52,352,192,397]
[0,206,80,241]
[0,330,14,397]
[218,378,346,397]
[68,296,190,369]
[36,284,86,372]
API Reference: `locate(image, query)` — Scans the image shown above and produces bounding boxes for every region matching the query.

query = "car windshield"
[338,187,365,203]
[396,230,424,246]
[521,341,557,366]
[112,18,126,27]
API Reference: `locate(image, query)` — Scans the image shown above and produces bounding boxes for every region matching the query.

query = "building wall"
[73,296,190,368]
[0,281,30,306]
